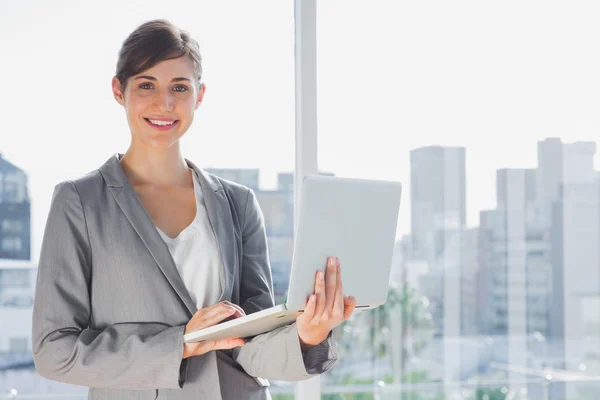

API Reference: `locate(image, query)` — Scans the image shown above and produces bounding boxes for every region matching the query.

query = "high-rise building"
[550,180,600,400]
[536,138,596,225]
[410,146,466,263]
[475,139,598,398]
[459,228,479,336]
[0,154,31,260]
[409,146,468,391]
[536,140,598,381]
[479,139,597,339]
[0,154,35,372]
[410,146,466,329]
[479,169,552,392]
[479,169,550,335]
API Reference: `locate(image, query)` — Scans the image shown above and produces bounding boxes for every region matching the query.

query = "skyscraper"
[0,154,31,260]
[410,146,467,332]
[410,146,467,393]
[475,139,598,399]
[536,138,596,225]
[479,168,552,392]
[410,146,466,263]
[0,154,35,375]
[550,180,600,400]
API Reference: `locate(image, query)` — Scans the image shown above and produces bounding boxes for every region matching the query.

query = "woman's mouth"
[144,118,180,131]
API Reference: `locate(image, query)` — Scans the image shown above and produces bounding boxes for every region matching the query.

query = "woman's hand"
[296,256,357,351]
[183,301,246,359]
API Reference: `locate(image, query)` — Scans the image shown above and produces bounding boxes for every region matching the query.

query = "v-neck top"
[155,168,222,309]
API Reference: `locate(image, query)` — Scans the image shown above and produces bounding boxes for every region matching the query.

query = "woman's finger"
[201,303,238,321]
[300,294,316,322]
[220,301,246,320]
[324,257,338,316]
[222,301,246,316]
[199,307,237,329]
[311,269,327,325]
[332,263,344,319]
[194,338,245,356]
[213,338,246,350]
[343,295,357,321]
[220,309,246,323]
[186,303,245,335]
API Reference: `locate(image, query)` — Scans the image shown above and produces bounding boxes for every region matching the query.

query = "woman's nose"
[155,90,175,110]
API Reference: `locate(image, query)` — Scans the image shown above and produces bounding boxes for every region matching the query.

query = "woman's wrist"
[298,331,328,352]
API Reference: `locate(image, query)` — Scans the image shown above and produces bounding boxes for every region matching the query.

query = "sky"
[1,0,600,263]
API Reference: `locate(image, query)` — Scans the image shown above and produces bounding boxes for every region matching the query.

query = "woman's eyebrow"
[134,75,191,83]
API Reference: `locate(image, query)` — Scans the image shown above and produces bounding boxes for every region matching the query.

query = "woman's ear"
[195,83,206,110]
[111,76,125,106]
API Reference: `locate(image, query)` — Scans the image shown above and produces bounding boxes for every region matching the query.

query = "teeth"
[148,119,175,126]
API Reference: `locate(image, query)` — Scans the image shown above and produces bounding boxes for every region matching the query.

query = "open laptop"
[183,174,402,344]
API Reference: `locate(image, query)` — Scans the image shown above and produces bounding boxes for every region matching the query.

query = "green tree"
[334,282,436,386]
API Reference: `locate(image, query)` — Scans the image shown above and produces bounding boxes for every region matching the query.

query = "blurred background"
[2,0,600,399]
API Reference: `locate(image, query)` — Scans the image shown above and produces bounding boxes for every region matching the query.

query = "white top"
[155,168,222,309]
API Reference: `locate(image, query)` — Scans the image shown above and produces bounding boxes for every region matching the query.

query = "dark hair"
[115,19,203,93]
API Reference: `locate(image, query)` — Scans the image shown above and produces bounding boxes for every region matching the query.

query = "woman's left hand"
[296,256,357,351]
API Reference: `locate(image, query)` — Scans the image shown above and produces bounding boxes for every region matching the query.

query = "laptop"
[183,174,402,344]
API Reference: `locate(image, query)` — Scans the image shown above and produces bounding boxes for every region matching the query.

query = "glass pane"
[0,0,295,397]
[318,1,600,399]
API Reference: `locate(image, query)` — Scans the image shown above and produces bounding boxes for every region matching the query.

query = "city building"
[410,146,466,263]
[0,154,31,260]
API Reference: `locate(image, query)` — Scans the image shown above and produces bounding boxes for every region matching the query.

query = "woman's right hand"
[183,301,247,359]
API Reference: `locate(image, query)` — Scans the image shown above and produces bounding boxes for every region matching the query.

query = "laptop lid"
[285,174,402,311]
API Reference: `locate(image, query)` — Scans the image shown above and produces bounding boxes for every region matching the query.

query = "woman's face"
[111,56,205,149]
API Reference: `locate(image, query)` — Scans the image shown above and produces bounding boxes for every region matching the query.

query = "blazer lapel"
[99,153,197,317]
[186,159,236,302]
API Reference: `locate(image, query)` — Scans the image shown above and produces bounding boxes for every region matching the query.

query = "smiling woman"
[31,17,344,400]
[111,20,205,146]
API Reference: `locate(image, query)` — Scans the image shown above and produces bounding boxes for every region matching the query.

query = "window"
[317,1,600,399]
[5,0,600,398]
[1,237,21,252]
[2,219,23,234]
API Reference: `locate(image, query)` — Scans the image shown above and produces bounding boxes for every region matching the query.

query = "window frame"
[294,0,321,398]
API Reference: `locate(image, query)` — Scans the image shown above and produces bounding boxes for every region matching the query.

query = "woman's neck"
[118,148,193,189]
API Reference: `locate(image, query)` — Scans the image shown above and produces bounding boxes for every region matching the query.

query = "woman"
[31,19,356,400]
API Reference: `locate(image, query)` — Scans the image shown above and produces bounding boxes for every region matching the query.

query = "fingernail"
[329,257,335,267]
[335,257,340,267]
[319,271,324,280]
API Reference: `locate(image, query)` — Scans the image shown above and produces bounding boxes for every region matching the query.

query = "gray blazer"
[32,153,338,400]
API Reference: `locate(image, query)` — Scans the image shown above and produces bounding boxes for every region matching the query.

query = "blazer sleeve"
[231,188,338,381]
[32,180,187,389]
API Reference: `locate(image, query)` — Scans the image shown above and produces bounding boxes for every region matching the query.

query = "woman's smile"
[144,117,180,130]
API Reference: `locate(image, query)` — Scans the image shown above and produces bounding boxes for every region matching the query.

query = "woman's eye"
[138,83,188,92]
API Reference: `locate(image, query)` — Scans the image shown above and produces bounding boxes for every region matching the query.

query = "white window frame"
[294,0,321,399]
